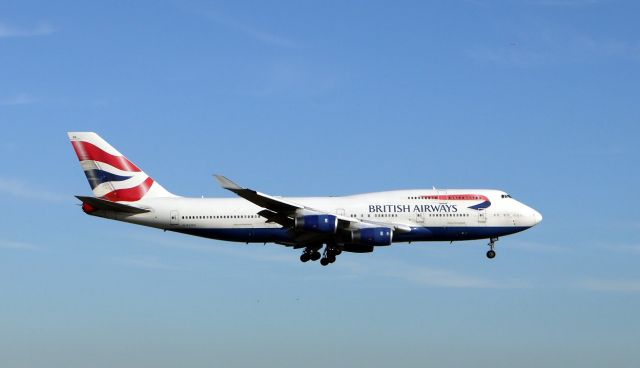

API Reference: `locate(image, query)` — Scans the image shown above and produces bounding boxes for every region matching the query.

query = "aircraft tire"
[311,252,321,261]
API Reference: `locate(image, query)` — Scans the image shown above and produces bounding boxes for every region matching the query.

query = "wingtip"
[213,174,243,190]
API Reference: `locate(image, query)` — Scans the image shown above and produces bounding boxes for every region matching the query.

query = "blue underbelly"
[171,226,530,243]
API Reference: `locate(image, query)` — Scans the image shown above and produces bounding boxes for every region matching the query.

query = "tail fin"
[68,132,175,202]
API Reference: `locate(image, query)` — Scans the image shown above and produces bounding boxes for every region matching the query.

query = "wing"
[213,175,410,233]
[214,175,303,215]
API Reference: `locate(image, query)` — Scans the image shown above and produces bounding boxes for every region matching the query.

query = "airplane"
[68,132,542,266]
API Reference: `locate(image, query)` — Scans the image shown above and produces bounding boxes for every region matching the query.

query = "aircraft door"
[170,210,179,225]
[477,208,486,224]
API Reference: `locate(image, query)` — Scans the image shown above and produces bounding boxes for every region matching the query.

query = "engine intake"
[351,227,393,246]
[295,214,338,234]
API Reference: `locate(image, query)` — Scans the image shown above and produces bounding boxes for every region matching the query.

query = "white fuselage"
[89,189,542,245]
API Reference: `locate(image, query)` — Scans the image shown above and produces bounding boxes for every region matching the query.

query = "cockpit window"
[501,194,512,199]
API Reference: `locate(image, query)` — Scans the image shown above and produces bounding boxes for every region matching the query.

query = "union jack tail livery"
[68,132,174,202]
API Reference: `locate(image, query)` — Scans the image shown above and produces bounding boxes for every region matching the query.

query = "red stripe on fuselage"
[420,194,490,201]
[71,141,141,172]
[101,177,154,202]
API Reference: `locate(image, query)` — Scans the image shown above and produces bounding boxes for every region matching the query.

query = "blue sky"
[1,0,639,367]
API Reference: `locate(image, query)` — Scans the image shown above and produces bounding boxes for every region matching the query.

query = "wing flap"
[257,209,294,227]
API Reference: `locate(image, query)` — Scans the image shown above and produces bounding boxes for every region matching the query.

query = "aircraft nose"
[533,210,543,225]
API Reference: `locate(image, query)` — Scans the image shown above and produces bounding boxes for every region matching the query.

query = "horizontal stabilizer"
[75,196,150,214]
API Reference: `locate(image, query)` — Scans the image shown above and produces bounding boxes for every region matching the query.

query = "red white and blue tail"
[68,132,174,202]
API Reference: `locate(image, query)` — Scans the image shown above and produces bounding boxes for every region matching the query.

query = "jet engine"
[351,227,393,246]
[294,214,338,233]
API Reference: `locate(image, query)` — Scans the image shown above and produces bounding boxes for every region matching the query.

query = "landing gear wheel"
[327,254,336,263]
[320,258,330,266]
[300,253,311,262]
[311,251,321,261]
[486,250,496,259]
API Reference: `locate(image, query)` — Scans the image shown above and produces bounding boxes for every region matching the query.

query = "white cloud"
[0,94,37,106]
[467,45,548,67]
[576,278,640,293]
[0,142,17,152]
[360,259,528,289]
[125,232,527,288]
[0,22,55,38]
[600,243,640,255]
[567,146,628,156]
[468,28,640,67]
[241,27,297,48]
[0,239,39,251]
[527,0,608,6]
[124,232,294,263]
[113,255,178,270]
[112,232,640,292]
[508,239,569,253]
[0,177,68,203]
[195,9,298,48]
[575,36,640,60]
[237,61,339,98]
[467,0,608,6]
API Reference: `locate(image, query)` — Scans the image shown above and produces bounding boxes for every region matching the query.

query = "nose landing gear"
[486,237,498,259]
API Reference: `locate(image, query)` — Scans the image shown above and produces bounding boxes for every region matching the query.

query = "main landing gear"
[299,247,321,263]
[300,245,341,266]
[486,237,498,259]
[320,245,341,266]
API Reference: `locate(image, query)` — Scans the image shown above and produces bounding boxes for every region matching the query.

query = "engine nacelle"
[351,227,393,246]
[294,214,338,234]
